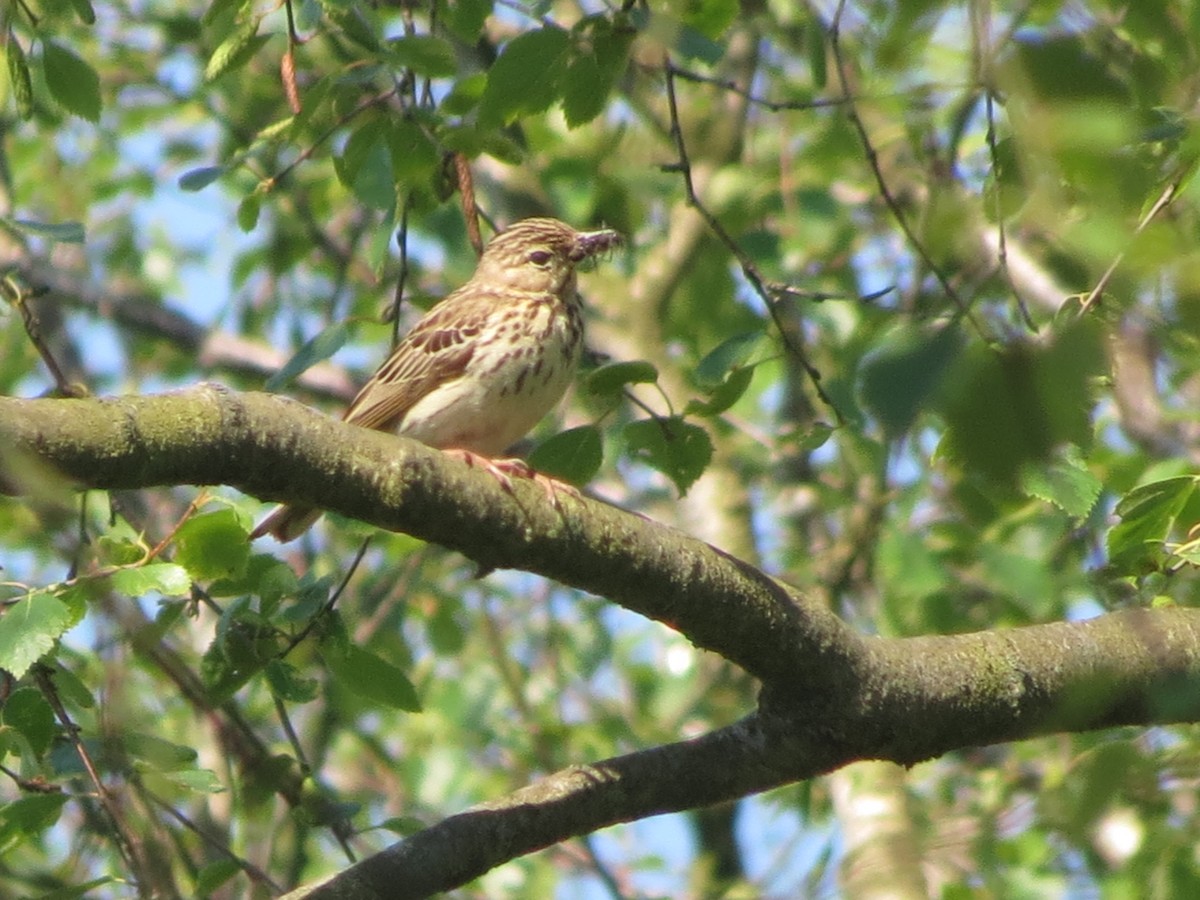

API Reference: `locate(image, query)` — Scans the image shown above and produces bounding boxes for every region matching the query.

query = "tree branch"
[0,387,856,687]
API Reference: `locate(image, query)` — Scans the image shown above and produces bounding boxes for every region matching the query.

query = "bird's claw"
[443,450,579,509]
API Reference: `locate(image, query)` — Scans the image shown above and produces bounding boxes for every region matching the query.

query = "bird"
[250,217,623,542]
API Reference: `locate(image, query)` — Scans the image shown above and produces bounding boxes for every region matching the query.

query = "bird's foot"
[443,450,580,508]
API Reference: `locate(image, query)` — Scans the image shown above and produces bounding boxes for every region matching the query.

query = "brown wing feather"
[341,289,493,432]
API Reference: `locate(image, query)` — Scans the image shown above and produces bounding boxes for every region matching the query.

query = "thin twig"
[33,667,148,887]
[390,203,410,346]
[283,536,372,655]
[3,274,83,397]
[662,59,842,419]
[1079,178,1181,313]
[264,88,401,191]
[972,0,1035,331]
[275,694,312,778]
[829,1,988,338]
[144,789,282,892]
[984,89,1035,329]
[665,64,848,112]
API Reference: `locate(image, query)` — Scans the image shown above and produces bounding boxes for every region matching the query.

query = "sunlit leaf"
[686,366,754,417]
[323,644,421,712]
[42,41,101,122]
[0,591,74,678]
[694,331,768,390]
[110,563,192,598]
[623,418,713,495]
[0,795,68,838]
[1020,447,1102,519]
[387,35,457,77]
[480,27,570,125]
[204,18,265,82]
[1,688,56,757]
[528,425,603,486]
[174,509,250,582]
[1107,476,1199,574]
[6,36,32,119]
[265,320,350,390]
[585,360,659,402]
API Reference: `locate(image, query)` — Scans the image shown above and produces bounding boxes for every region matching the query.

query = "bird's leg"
[442,450,580,507]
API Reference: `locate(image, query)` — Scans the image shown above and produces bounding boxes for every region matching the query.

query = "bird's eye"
[527,250,552,266]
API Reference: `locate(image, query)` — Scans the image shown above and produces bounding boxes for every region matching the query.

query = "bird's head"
[473,217,623,296]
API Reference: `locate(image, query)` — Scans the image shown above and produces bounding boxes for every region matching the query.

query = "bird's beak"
[571,228,623,262]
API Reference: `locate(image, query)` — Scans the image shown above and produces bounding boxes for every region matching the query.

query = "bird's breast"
[397,294,583,455]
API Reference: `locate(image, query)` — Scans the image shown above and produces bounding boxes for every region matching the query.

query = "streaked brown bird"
[251,217,623,542]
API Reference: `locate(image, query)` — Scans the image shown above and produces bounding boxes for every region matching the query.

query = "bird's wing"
[341,291,488,432]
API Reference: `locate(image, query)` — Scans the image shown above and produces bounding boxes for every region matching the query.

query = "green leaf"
[439,72,486,116]
[387,35,457,77]
[876,524,950,602]
[42,41,101,122]
[791,422,835,452]
[673,0,738,39]
[694,331,768,390]
[204,18,267,82]
[174,509,250,582]
[444,0,490,41]
[159,767,224,793]
[335,118,395,210]
[237,193,261,231]
[937,323,1103,483]
[110,563,192,598]
[6,218,86,244]
[386,118,439,187]
[585,360,659,402]
[320,2,381,52]
[1019,447,1102,518]
[202,609,279,703]
[265,659,319,703]
[25,876,115,900]
[480,27,570,125]
[323,644,421,712]
[0,591,74,678]
[50,663,95,710]
[686,365,754,417]
[1107,476,1199,574]
[6,35,33,119]
[859,324,962,435]
[96,520,144,565]
[528,425,604,486]
[807,17,827,89]
[562,23,630,128]
[195,859,241,896]
[670,22,723,64]
[125,732,199,771]
[266,320,350,390]
[178,166,225,192]
[0,794,68,838]
[1,687,56,757]
[427,604,464,655]
[623,418,713,495]
[374,815,428,836]
[209,553,298,602]
[66,0,96,25]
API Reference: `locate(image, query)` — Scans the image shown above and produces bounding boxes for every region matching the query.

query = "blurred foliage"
[1,0,1200,896]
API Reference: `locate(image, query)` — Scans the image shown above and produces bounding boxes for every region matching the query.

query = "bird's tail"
[249,505,322,542]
